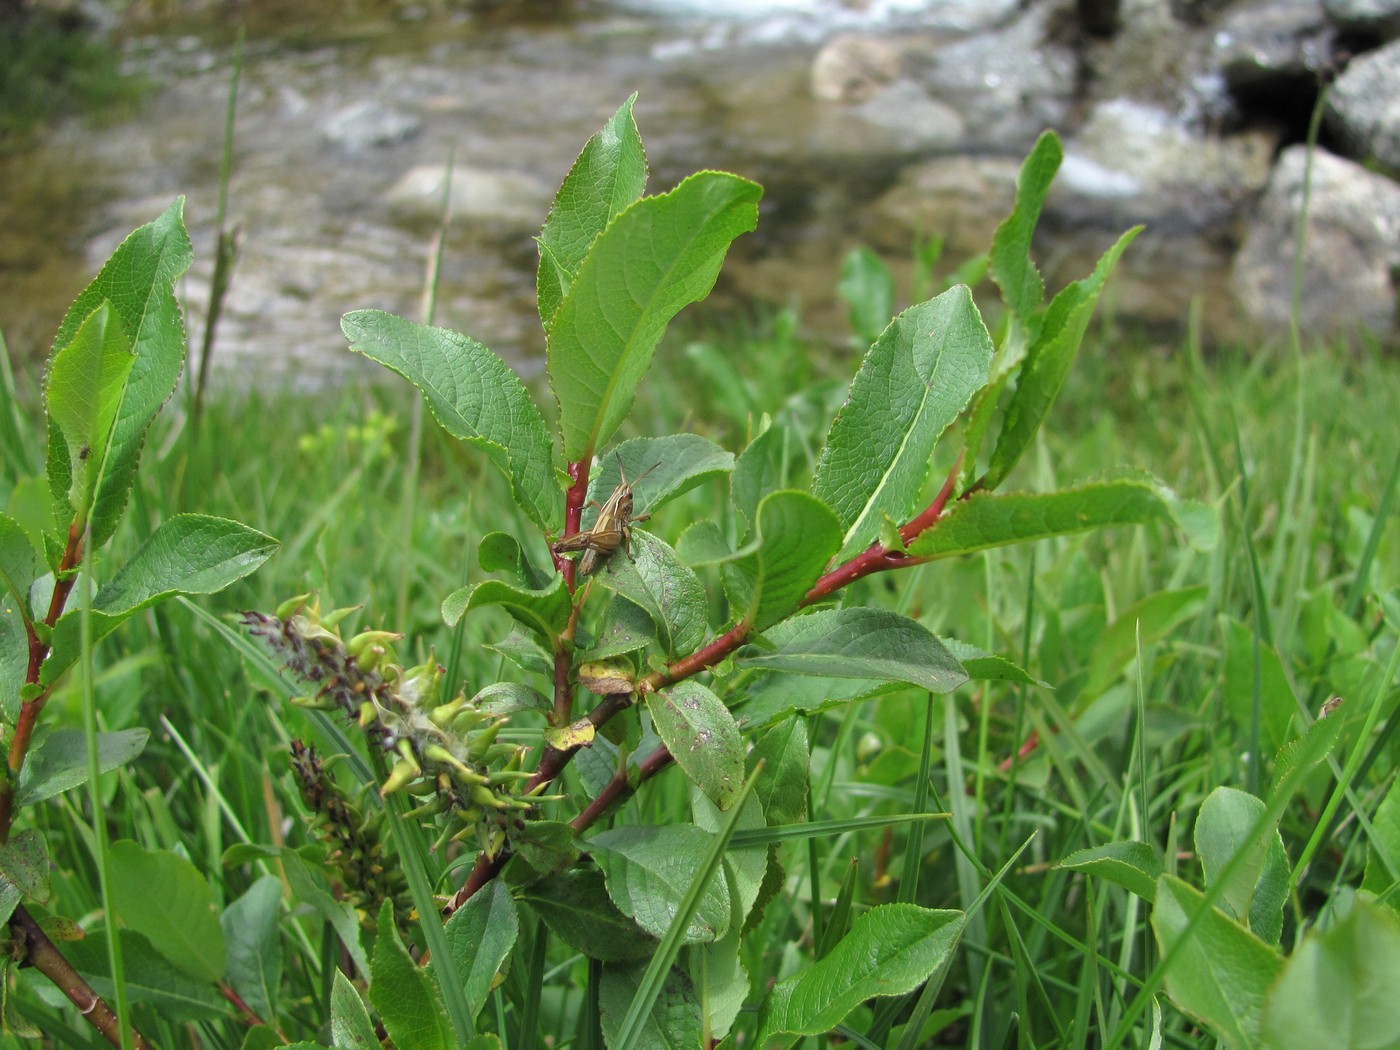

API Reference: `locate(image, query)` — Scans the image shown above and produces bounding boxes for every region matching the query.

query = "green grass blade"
[611,765,761,1050]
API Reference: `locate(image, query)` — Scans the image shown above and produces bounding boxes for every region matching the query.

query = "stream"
[1,0,1225,388]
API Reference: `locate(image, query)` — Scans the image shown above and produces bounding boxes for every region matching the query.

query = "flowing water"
[0,0,1199,388]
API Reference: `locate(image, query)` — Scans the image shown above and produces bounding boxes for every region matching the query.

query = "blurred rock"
[810,33,902,102]
[714,55,962,174]
[1055,100,1277,230]
[1080,0,1222,116]
[384,165,553,233]
[908,5,1077,150]
[1214,0,1334,90]
[1231,145,1400,341]
[1323,0,1400,38]
[866,155,1021,257]
[322,100,422,152]
[1326,38,1400,173]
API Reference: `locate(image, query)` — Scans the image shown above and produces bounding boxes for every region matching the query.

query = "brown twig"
[2,516,154,1046]
[445,456,968,914]
[572,745,674,831]
[12,905,150,1050]
[3,521,86,839]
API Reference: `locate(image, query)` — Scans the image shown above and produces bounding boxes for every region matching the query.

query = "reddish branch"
[548,456,594,725]
[443,690,636,918]
[2,514,150,1049]
[572,745,674,831]
[445,455,967,916]
[5,522,85,822]
[12,905,151,1050]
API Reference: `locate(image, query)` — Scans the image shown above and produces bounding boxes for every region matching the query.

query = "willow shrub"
[3,97,1242,1047]
[240,99,1215,1048]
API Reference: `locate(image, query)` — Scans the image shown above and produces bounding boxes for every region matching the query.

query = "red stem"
[4,521,85,840]
[2,518,152,1048]
[999,728,1042,772]
[572,745,674,831]
[447,456,968,914]
[443,689,635,919]
[12,905,150,1050]
[547,457,594,725]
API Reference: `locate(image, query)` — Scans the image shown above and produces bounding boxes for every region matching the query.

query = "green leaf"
[590,824,732,944]
[1151,874,1283,1050]
[47,199,193,548]
[4,476,58,560]
[594,530,707,658]
[598,961,703,1050]
[581,595,657,660]
[0,830,51,923]
[522,867,658,963]
[737,607,967,695]
[548,171,762,460]
[838,246,895,346]
[508,819,581,877]
[221,875,283,1022]
[675,520,735,566]
[99,515,278,615]
[1195,787,1289,945]
[756,904,965,1045]
[442,575,572,643]
[108,840,226,984]
[812,285,993,559]
[342,310,559,532]
[16,727,149,806]
[645,681,744,810]
[42,515,278,686]
[331,969,380,1050]
[279,847,369,976]
[1084,585,1209,697]
[1270,709,1345,803]
[686,864,750,1040]
[732,421,787,532]
[44,301,135,515]
[0,512,41,612]
[0,513,38,715]
[940,637,1047,686]
[64,929,224,1022]
[537,94,648,332]
[370,902,452,1050]
[477,531,552,591]
[470,681,552,717]
[725,491,841,630]
[989,131,1060,334]
[238,1027,291,1050]
[483,627,553,678]
[1363,772,1400,901]
[1058,841,1163,901]
[907,472,1219,560]
[983,224,1140,489]
[1222,616,1299,755]
[441,878,518,1017]
[584,434,733,526]
[1260,898,1400,1049]
[751,719,809,829]
[692,790,767,926]
[609,767,758,1050]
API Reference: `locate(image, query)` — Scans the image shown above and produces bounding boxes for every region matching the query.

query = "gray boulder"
[384,165,554,234]
[908,5,1077,151]
[1323,0,1400,39]
[1326,38,1400,174]
[1232,145,1400,340]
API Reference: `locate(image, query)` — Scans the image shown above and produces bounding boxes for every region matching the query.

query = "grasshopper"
[553,458,660,576]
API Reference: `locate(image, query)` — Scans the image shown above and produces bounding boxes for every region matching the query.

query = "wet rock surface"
[2,0,1397,389]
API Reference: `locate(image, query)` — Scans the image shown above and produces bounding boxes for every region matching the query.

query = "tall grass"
[3,305,1396,1044]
